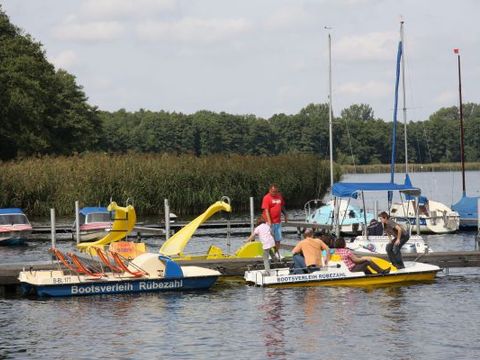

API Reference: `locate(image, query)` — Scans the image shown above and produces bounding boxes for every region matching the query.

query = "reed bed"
[0,153,338,216]
[342,162,480,174]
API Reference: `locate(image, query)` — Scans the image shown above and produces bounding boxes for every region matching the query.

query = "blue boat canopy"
[80,207,109,216]
[0,208,25,215]
[332,181,421,199]
[452,195,479,217]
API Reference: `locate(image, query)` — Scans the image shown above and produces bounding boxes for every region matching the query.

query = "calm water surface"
[1,172,480,359]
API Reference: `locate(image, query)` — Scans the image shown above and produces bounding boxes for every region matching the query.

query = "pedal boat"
[19,250,220,297]
[244,257,441,287]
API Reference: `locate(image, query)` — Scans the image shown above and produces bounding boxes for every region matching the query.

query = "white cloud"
[335,32,397,61]
[264,5,311,30]
[53,20,124,42]
[434,90,456,105]
[50,50,78,69]
[136,17,252,43]
[337,80,390,97]
[81,0,177,20]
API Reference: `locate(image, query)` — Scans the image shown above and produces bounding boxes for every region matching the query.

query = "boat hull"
[348,235,430,255]
[0,231,31,245]
[391,200,460,234]
[245,261,441,287]
[78,229,111,242]
[21,276,218,297]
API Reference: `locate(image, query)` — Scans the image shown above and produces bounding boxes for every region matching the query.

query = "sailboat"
[345,21,432,255]
[451,48,479,229]
[387,22,460,234]
[304,31,374,235]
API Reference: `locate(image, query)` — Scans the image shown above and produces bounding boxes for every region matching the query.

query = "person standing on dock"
[262,184,287,260]
[379,211,409,269]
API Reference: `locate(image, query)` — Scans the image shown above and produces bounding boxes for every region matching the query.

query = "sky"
[2,0,479,122]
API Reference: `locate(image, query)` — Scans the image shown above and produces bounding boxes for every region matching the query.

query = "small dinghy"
[19,248,220,297]
[244,258,441,287]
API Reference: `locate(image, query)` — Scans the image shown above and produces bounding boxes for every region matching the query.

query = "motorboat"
[244,257,441,287]
[305,198,374,235]
[19,249,220,297]
[77,202,136,249]
[331,177,432,256]
[390,197,460,234]
[75,207,112,242]
[348,234,430,255]
[0,208,32,245]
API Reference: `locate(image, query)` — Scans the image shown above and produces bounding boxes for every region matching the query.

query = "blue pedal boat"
[19,252,220,297]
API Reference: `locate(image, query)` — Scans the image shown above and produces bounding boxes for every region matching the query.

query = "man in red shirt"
[262,184,288,260]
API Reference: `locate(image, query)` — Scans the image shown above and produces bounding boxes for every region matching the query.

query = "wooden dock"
[2,250,480,294]
[29,220,309,241]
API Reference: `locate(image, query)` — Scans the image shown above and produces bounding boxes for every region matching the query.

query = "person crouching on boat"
[379,211,409,269]
[246,216,276,271]
[291,229,330,274]
[334,237,390,275]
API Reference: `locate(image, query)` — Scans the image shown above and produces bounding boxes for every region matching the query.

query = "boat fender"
[159,255,184,278]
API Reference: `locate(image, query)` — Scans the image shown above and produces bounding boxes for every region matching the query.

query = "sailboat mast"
[455,48,466,195]
[328,32,334,190]
[400,21,408,174]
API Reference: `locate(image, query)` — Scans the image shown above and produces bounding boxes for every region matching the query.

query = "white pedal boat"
[19,252,221,297]
[244,258,441,287]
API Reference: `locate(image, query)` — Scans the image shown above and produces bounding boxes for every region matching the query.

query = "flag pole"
[454,48,466,195]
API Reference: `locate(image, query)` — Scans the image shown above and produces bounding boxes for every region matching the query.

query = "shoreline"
[341,162,480,174]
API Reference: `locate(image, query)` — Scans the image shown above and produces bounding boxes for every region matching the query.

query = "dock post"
[164,199,170,242]
[50,208,56,249]
[476,198,480,250]
[250,196,254,234]
[415,196,421,235]
[75,200,80,244]
[374,200,378,219]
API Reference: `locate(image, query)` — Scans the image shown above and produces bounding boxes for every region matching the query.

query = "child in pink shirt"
[246,217,276,271]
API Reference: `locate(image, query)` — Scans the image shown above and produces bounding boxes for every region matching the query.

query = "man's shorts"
[271,223,282,242]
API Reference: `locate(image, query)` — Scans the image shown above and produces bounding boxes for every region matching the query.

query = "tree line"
[2,7,479,165]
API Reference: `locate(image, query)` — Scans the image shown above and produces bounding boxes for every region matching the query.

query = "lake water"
[1,172,480,359]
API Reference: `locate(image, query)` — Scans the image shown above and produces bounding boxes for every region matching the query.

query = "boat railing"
[303,199,324,220]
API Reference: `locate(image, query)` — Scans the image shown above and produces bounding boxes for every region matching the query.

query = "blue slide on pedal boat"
[244,257,441,287]
[19,249,220,297]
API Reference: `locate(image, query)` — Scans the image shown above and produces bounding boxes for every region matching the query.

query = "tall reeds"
[0,153,337,216]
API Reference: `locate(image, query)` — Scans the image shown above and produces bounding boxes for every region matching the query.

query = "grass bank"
[0,153,340,216]
[342,162,480,174]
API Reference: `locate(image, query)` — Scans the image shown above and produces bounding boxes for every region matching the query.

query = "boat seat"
[94,247,122,272]
[67,252,104,278]
[109,251,147,277]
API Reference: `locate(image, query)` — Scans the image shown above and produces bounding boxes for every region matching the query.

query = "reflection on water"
[260,288,287,359]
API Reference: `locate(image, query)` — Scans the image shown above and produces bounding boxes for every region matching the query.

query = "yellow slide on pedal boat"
[159,200,263,260]
[77,201,144,257]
